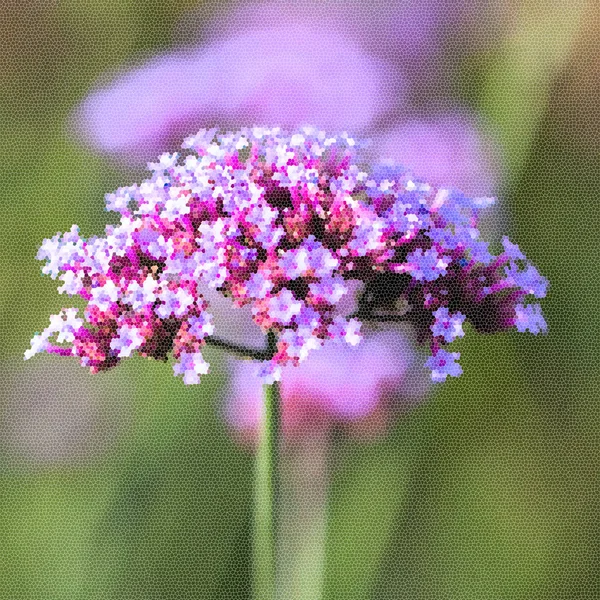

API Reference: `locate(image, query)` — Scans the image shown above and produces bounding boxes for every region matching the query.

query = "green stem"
[253,332,281,600]
[279,428,329,600]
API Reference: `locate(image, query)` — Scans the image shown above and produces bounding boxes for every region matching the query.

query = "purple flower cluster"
[26,127,547,384]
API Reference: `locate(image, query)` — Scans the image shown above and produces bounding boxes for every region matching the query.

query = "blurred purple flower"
[224,328,430,443]
[71,0,505,211]
[199,0,443,64]
[72,24,394,160]
[185,0,511,79]
[376,112,502,196]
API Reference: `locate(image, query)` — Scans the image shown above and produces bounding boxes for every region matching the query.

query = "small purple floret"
[431,308,466,343]
[502,236,525,261]
[505,262,549,298]
[425,349,463,382]
[514,303,548,335]
[407,248,451,282]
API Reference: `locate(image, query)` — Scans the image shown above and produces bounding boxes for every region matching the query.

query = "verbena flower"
[70,9,504,364]
[26,127,548,384]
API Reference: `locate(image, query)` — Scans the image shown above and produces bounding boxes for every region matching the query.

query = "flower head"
[27,127,548,384]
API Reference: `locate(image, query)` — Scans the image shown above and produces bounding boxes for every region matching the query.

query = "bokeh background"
[1,0,599,598]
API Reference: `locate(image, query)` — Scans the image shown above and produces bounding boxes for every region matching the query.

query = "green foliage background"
[1,1,598,598]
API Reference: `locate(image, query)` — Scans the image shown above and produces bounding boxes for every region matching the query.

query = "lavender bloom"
[505,262,549,299]
[24,309,82,360]
[502,235,525,261]
[266,290,303,326]
[514,303,547,335]
[156,287,195,319]
[406,248,452,282]
[123,275,158,309]
[188,314,215,339]
[26,127,548,385]
[109,325,145,358]
[173,352,210,385]
[90,280,119,312]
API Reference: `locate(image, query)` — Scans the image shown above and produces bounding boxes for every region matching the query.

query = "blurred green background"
[1,1,599,598]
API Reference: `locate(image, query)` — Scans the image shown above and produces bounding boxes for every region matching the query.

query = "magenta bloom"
[73,26,391,160]
[26,127,548,384]
[224,328,429,440]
